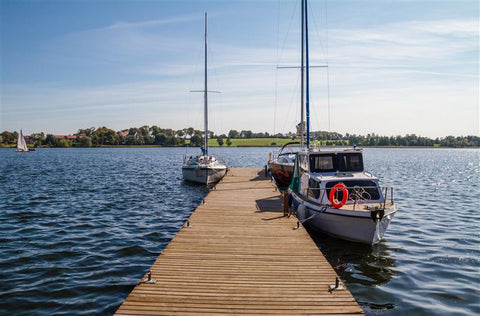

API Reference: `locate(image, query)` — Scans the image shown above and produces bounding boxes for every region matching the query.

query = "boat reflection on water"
[307,230,398,312]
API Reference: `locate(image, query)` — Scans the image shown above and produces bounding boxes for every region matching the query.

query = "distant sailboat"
[182,13,227,185]
[16,130,29,152]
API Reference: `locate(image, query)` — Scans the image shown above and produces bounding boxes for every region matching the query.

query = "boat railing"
[382,186,394,209]
[269,142,301,162]
[307,185,394,205]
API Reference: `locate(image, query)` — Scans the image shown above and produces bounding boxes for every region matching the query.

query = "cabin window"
[337,153,363,172]
[308,179,321,199]
[309,154,336,172]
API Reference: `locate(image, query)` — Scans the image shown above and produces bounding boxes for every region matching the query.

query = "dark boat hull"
[267,161,294,189]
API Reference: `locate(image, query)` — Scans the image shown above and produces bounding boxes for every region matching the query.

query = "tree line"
[310,131,480,148]
[0,126,478,148]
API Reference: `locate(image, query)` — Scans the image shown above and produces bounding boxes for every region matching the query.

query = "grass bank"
[208,138,296,147]
[207,138,348,147]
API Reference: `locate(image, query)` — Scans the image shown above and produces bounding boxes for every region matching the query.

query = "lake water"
[0,147,478,315]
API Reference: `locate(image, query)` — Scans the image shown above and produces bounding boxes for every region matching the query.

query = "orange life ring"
[329,183,348,209]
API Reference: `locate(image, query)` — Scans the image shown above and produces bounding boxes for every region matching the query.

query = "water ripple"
[0,147,479,315]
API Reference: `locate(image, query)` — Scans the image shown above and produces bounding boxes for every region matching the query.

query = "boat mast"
[204,12,209,156]
[300,0,305,148]
[305,0,311,149]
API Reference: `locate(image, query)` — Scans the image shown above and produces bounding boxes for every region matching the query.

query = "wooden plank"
[115,168,364,315]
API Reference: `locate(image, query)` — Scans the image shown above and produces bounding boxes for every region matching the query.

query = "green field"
[207,138,349,147]
[208,138,297,147]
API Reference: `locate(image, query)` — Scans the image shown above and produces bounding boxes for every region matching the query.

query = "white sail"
[16,130,28,152]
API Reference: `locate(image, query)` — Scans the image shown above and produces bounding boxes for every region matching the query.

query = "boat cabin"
[295,150,384,205]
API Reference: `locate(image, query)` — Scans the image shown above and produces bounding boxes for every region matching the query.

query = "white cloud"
[2,9,478,138]
[106,15,202,30]
[327,19,478,68]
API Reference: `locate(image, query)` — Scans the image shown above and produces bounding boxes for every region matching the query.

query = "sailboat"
[267,0,310,190]
[288,0,398,244]
[182,13,227,185]
[16,130,29,152]
[267,141,299,189]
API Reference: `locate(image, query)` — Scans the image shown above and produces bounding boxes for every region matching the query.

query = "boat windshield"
[310,154,336,172]
[337,153,363,172]
[309,152,364,173]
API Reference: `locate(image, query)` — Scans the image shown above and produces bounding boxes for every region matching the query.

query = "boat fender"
[370,209,385,222]
[329,183,348,209]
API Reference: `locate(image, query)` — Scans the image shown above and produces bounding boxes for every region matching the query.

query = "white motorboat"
[182,155,227,184]
[288,0,397,244]
[289,149,397,244]
[182,13,227,185]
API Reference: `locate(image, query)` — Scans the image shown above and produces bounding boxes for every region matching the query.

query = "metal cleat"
[140,270,156,284]
[328,277,345,293]
[293,220,302,230]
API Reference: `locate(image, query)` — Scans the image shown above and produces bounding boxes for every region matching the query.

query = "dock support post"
[283,192,289,217]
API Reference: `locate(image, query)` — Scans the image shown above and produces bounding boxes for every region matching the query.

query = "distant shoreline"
[1,144,478,149]
[3,129,478,148]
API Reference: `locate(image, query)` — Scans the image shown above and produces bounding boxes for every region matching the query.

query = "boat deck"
[115,168,364,315]
[338,201,395,212]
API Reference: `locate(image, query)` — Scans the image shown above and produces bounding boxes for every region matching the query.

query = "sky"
[1,0,478,138]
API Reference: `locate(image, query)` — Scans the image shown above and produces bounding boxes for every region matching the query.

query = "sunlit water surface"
[0,147,478,315]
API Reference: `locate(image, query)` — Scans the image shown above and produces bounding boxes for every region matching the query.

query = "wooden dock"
[115,168,363,315]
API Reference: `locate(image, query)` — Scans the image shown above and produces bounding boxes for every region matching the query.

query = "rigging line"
[208,36,224,137]
[281,71,301,136]
[310,77,326,139]
[307,0,331,134]
[311,0,331,132]
[188,31,207,135]
[278,0,299,65]
[310,1,328,64]
[275,0,299,141]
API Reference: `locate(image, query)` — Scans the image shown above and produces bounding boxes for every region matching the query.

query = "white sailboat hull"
[291,193,397,245]
[182,165,227,185]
